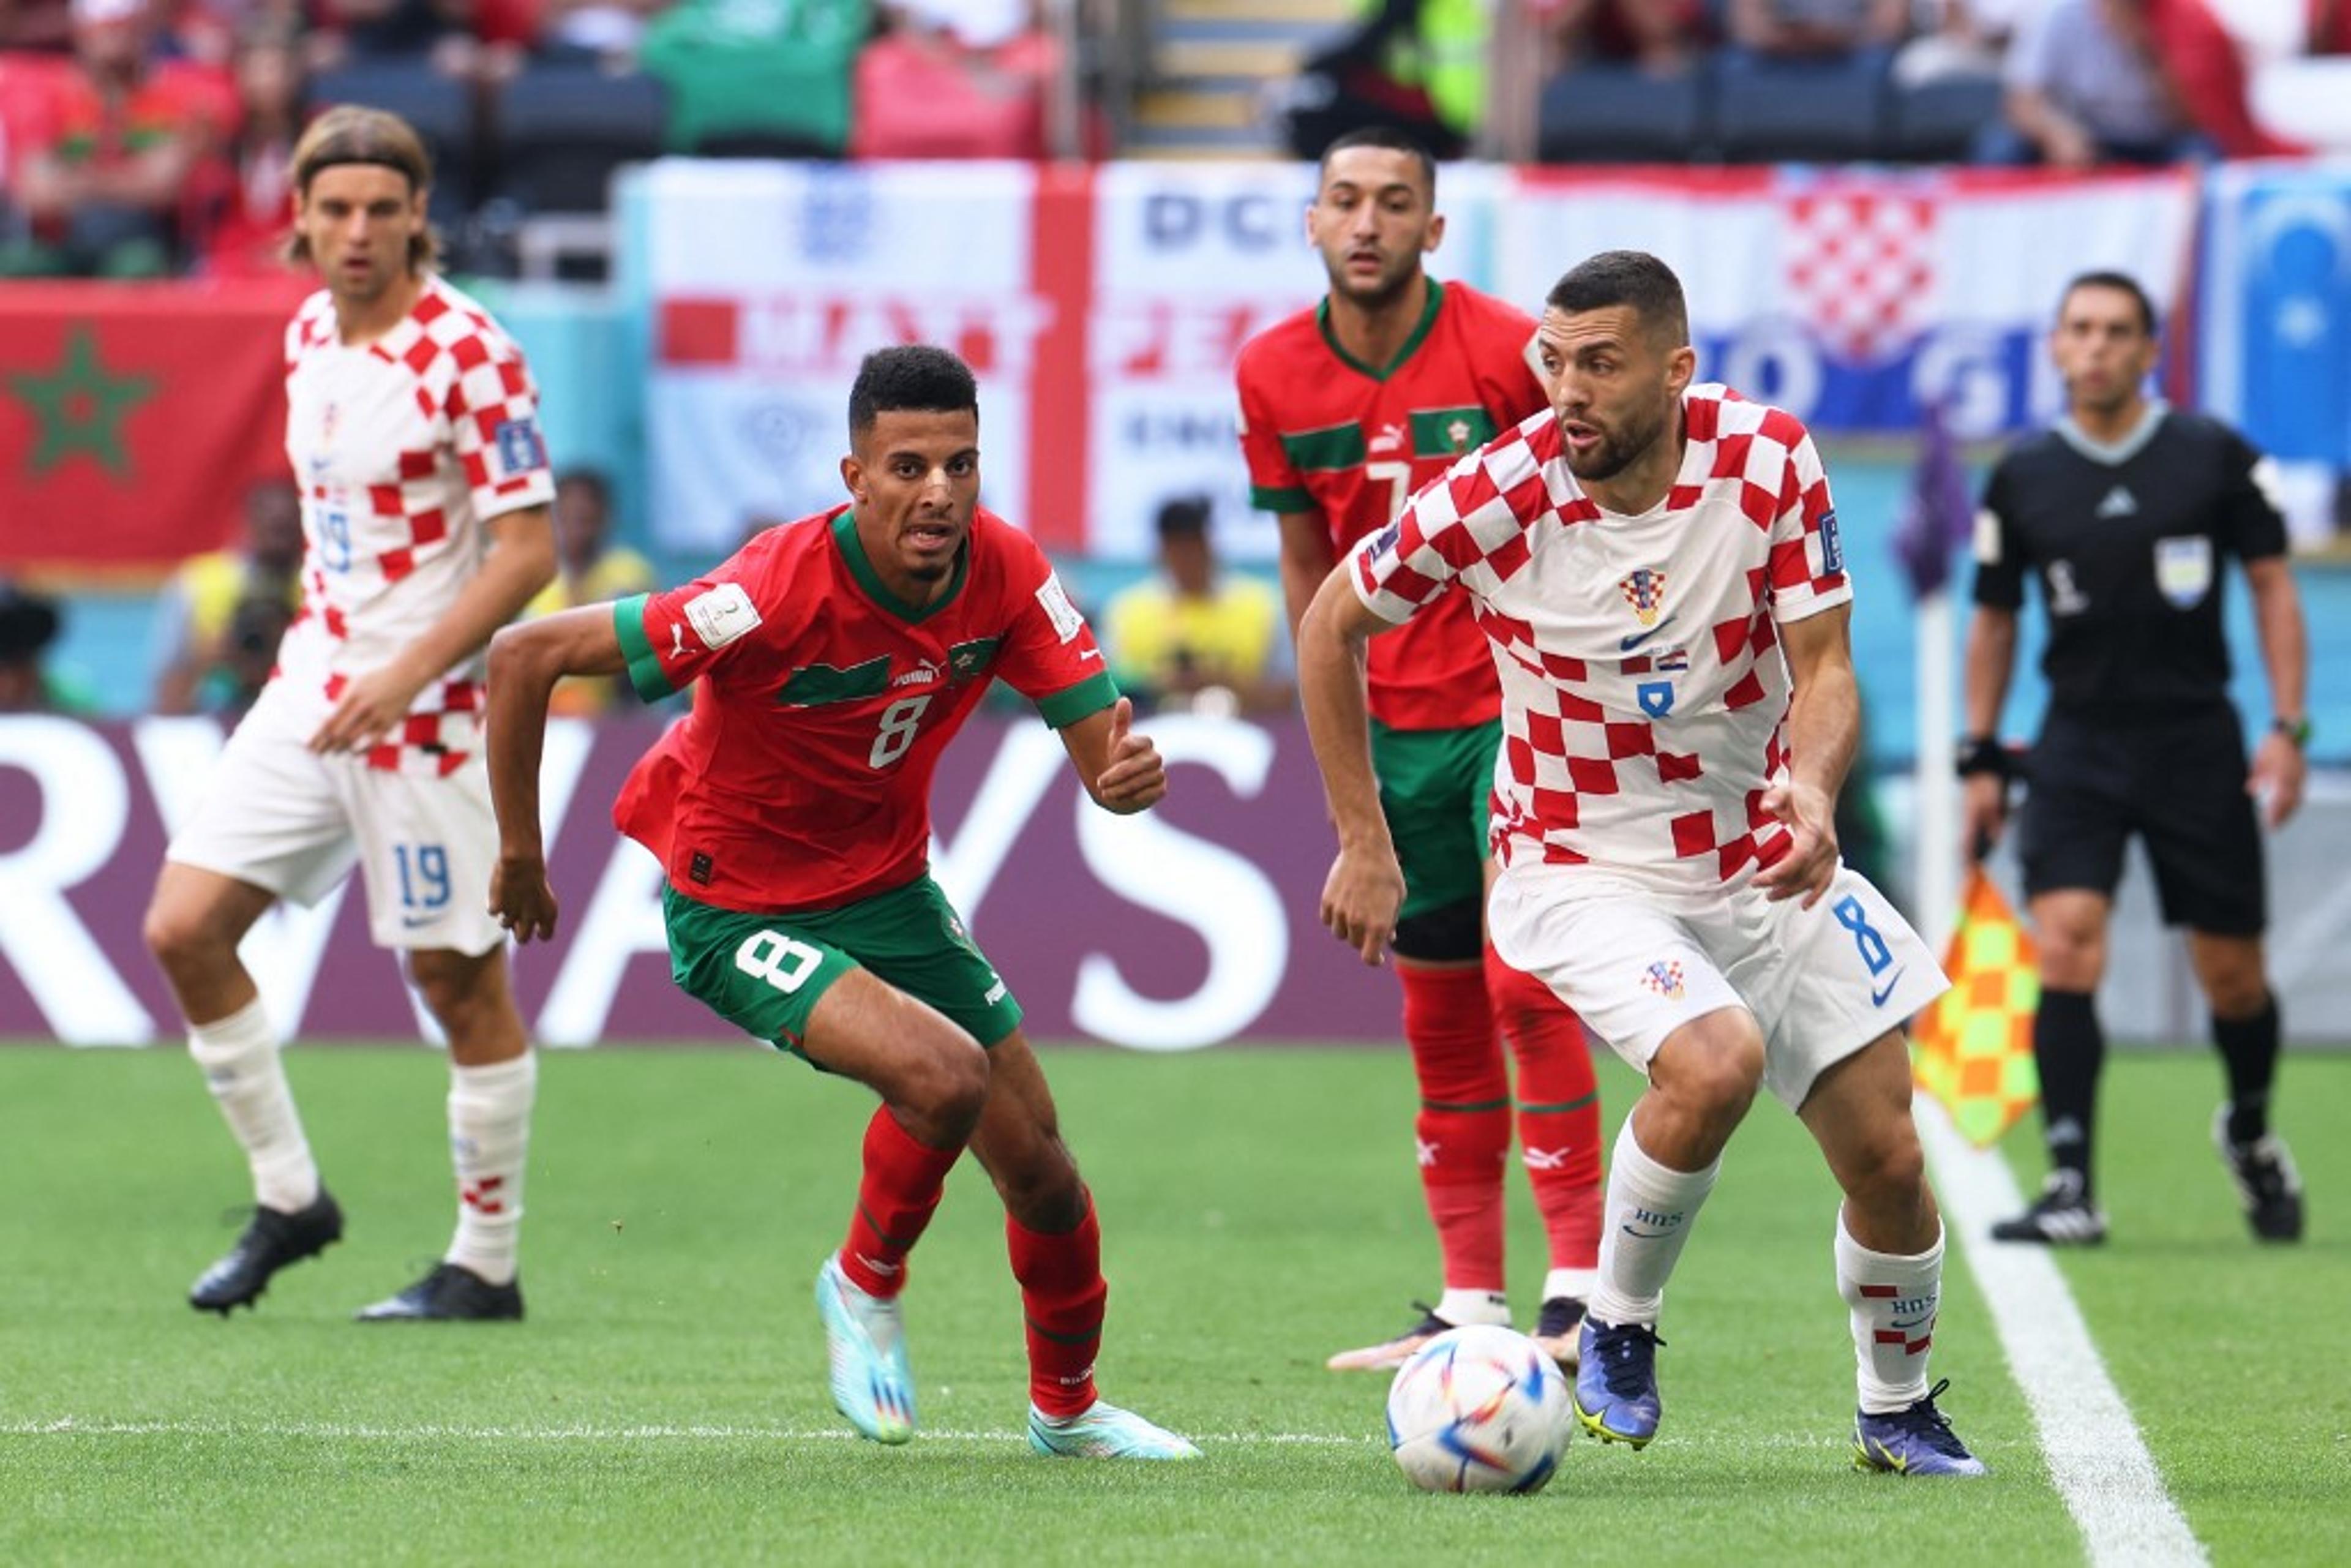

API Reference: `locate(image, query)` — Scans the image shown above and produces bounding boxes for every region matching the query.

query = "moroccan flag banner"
[1913,866,2041,1147]
[0,279,309,576]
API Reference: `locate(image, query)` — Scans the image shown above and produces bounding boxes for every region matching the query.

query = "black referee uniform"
[1972,400,2305,1245]
[1975,407,2283,934]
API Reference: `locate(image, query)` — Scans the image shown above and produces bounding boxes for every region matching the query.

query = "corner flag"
[1911,866,2040,1147]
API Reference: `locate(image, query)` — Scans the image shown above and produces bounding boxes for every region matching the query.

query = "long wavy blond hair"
[283,106,440,273]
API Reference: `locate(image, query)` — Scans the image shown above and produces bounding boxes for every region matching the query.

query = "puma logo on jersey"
[667,623,688,659]
[1370,422,1406,454]
[2095,485,2138,519]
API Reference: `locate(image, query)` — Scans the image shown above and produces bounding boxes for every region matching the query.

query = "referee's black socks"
[2034,989,2104,1192]
[2214,996,2282,1146]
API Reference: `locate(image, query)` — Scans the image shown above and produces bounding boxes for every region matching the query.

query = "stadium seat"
[306,62,477,222]
[1886,73,2005,164]
[490,67,668,216]
[1713,52,1888,163]
[1536,63,1711,164]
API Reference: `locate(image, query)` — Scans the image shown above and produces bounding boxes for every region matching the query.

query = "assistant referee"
[1962,270,2309,1247]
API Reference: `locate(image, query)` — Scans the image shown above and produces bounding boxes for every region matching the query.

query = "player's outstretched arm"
[310,504,558,755]
[1297,563,1406,966]
[1755,603,1858,909]
[1060,696,1167,816]
[482,606,627,942]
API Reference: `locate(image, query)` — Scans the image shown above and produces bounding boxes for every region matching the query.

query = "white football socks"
[444,1052,536,1286]
[1541,1267,1599,1305]
[1434,1288,1510,1327]
[189,997,320,1214]
[1836,1212,1943,1415]
[1586,1117,1719,1328]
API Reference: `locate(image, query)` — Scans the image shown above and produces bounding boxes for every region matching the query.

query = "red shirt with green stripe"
[1234,278,1547,730]
[612,505,1118,913]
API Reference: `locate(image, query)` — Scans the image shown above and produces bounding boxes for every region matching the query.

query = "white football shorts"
[165,681,506,956]
[1488,860,1948,1112]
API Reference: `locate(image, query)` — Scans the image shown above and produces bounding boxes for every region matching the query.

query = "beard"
[1564,402,1670,485]
[1329,254,1416,312]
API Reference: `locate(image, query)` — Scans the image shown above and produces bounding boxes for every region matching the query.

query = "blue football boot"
[1573,1316,1665,1447]
[1853,1378,1988,1476]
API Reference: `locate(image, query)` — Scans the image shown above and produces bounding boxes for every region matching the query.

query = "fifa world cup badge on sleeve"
[1818,508,1844,575]
[684,582,762,650]
[1035,572,1086,642]
[491,416,547,479]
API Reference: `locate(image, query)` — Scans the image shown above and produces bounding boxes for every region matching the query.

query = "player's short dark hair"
[285,106,438,272]
[1318,127,1437,200]
[848,345,980,441]
[2060,271,2159,337]
[1546,250,1690,348]
[1155,494,1212,542]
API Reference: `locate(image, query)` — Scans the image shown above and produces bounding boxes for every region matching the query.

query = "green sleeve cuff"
[1250,483,1313,513]
[613,594,674,702]
[1035,669,1119,729]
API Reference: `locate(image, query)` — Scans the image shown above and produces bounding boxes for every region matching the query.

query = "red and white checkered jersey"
[274,275,555,775]
[1348,384,1853,886]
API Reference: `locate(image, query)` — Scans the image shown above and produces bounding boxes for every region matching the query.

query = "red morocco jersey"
[1349,385,1853,887]
[612,505,1118,913]
[1234,279,1547,730]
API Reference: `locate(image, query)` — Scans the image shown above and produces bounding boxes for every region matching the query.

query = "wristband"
[2273,716,2312,749]
[1956,734,2011,781]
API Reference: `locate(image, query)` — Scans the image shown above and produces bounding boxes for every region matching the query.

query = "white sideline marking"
[1916,1097,2207,1566]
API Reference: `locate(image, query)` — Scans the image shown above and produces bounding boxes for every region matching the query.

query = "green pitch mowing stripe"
[0,1044,2341,1565]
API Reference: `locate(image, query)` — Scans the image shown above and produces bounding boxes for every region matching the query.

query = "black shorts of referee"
[2017,701,2265,937]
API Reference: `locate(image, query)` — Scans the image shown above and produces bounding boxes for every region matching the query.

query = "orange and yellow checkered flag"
[1911,867,2041,1148]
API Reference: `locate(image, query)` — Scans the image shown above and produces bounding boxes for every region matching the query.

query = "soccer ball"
[1385,1323,1573,1494]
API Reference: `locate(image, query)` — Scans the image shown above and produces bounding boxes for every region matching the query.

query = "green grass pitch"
[3,1043,2346,1565]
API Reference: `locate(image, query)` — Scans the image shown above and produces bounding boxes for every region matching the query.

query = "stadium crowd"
[3,0,2344,279]
[0,0,1072,278]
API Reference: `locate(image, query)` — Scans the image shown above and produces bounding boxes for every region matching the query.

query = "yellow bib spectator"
[1103,495,1292,718]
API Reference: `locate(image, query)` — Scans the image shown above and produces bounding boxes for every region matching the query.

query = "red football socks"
[1487,947,1603,1272]
[837,1106,963,1299]
[1007,1198,1107,1419]
[1400,962,1510,1293]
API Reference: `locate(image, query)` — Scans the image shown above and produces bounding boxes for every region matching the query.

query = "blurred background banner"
[0,279,308,574]
[2200,161,2351,545]
[628,161,2197,572]
[637,158,1060,555]
[1496,166,2199,439]
[0,712,1394,1049]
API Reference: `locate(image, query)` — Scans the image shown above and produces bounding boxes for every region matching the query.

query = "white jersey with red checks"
[275,274,555,775]
[1349,384,1853,887]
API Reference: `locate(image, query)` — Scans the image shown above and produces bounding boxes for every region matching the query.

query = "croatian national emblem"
[1641,960,1685,1001]
[1619,568,1668,627]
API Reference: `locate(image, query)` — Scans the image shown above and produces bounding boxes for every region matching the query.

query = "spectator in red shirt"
[196,17,305,275]
[1524,0,1706,75]
[0,0,233,277]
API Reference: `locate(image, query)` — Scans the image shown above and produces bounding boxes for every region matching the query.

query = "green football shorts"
[1370,717,1501,921]
[662,875,1023,1062]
